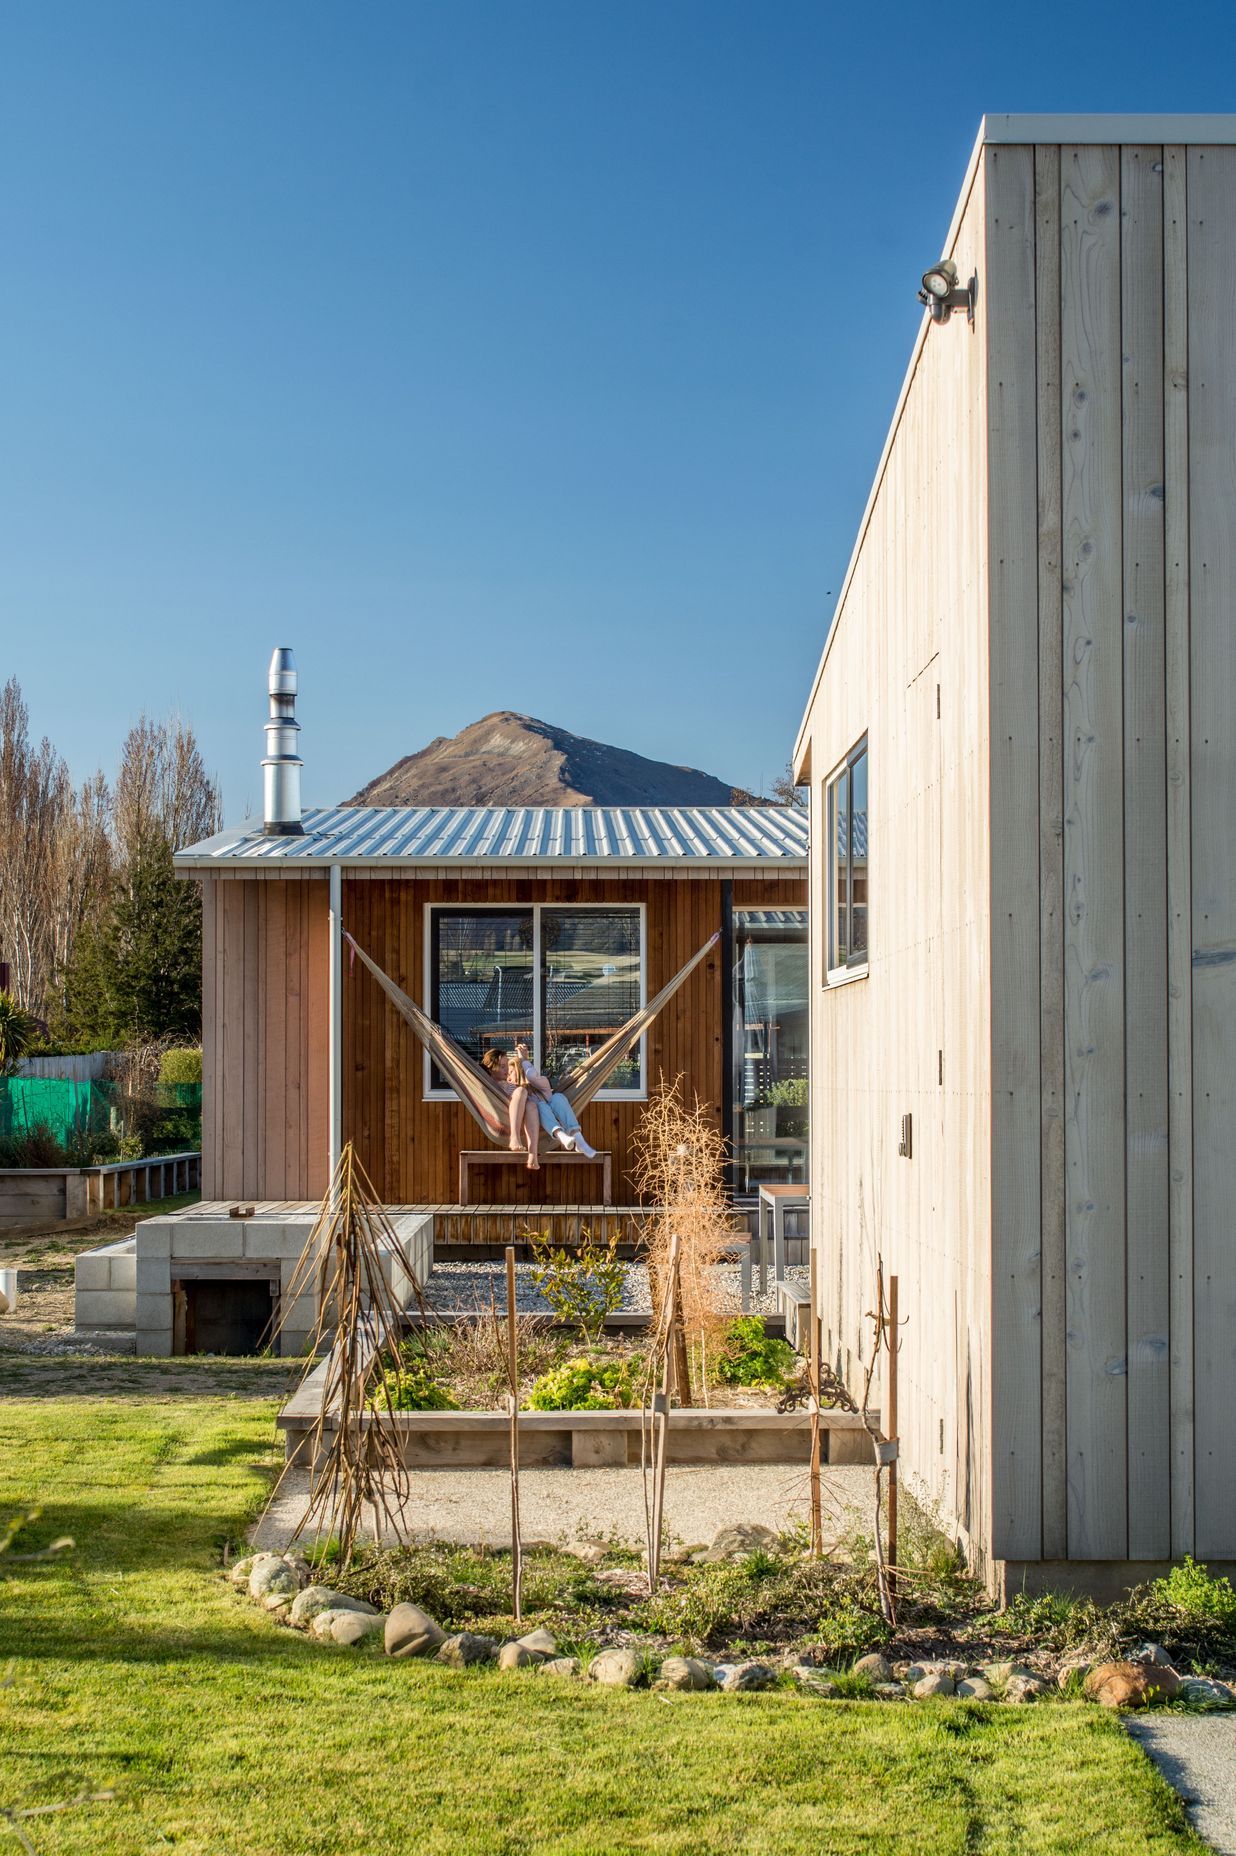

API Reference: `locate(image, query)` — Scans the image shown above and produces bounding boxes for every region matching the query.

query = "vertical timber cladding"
[1001,134,1236,1568]
[340,875,803,1205]
[199,874,330,1202]
[1189,145,1236,1561]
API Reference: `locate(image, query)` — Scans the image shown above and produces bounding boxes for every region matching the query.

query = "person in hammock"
[479,1048,543,1170]
[512,1041,598,1159]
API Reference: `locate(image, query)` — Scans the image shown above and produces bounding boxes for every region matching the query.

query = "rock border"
[225,1552,1236,1709]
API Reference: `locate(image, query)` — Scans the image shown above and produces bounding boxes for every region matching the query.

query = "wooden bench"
[458,1149,613,1205]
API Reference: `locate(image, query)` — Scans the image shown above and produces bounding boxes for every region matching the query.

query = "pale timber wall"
[797,159,994,1562]
[199,874,331,1203]
[799,131,1236,1575]
[991,137,1236,1569]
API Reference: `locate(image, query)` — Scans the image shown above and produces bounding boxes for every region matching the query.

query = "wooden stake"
[506,1245,523,1625]
[887,1273,899,1595]
[671,1241,692,1407]
[648,1233,680,1591]
[808,1245,822,1558]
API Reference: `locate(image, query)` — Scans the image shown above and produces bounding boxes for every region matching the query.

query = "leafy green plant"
[0,991,38,1077]
[527,1353,644,1411]
[714,1316,797,1389]
[529,1228,627,1340]
[159,1046,203,1084]
[373,1340,459,1412]
[1151,1558,1236,1629]
[766,1078,807,1109]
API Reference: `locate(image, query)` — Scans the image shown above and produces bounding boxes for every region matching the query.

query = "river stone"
[498,1642,538,1671]
[914,1673,956,1699]
[1131,1642,1173,1667]
[655,1656,716,1692]
[311,1609,354,1640]
[956,1677,993,1701]
[515,1628,557,1657]
[566,1542,608,1566]
[1177,1677,1236,1710]
[438,1632,499,1667]
[1057,1656,1092,1692]
[981,1660,1037,1686]
[701,1523,779,1563]
[331,1611,385,1646]
[906,1660,966,1685]
[875,1683,906,1700]
[229,1555,257,1586]
[789,1668,837,1696]
[290,1586,378,1629]
[589,1647,640,1688]
[721,1661,775,1693]
[1084,1661,1180,1709]
[1004,1675,1049,1703]
[539,1657,581,1678]
[385,1603,446,1658]
[853,1653,893,1683]
[249,1557,299,1602]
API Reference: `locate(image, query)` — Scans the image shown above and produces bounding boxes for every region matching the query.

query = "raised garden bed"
[278,1354,877,1469]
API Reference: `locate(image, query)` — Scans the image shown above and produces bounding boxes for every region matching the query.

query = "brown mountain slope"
[347,712,739,808]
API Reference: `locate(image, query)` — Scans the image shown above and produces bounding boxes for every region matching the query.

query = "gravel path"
[1126,1717,1236,1855]
[254,1461,875,1554]
[423,1260,808,1320]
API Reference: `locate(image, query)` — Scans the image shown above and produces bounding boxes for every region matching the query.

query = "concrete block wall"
[75,1209,434,1357]
[74,1238,137,1330]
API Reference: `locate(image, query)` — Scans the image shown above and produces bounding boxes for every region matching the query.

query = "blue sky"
[3,2,1233,818]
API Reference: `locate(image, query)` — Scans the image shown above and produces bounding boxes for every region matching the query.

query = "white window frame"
[422,900,648,1102]
[824,736,869,987]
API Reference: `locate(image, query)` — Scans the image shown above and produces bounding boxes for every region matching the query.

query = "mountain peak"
[347,713,739,809]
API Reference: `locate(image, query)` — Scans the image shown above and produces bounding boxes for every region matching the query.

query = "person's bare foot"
[508,1138,522,1153]
[525,1153,540,1171]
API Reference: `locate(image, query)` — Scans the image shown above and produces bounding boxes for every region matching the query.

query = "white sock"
[553,1128,575,1150]
[573,1134,597,1158]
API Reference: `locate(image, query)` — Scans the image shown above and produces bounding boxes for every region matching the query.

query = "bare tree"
[0,678,74,1013]
[113,714,221,863]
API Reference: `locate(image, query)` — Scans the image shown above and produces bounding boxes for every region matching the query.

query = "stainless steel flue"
[262,646,304,835]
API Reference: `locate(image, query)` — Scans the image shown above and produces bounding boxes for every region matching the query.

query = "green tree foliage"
[60,844,204,1044]
[159,1047,203,1084]
[0,991,39,1076]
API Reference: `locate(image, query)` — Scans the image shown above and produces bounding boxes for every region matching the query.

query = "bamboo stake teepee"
[267,1142,430,1565]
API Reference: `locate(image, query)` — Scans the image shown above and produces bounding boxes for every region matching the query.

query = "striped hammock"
[344,929,719,1149]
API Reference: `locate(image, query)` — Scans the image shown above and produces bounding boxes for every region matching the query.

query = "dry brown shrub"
[630,1074,738,1399]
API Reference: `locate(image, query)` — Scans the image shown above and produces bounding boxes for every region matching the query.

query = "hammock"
[344,929,719,1150]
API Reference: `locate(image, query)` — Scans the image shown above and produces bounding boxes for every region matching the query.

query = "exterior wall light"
[918,259,976,326]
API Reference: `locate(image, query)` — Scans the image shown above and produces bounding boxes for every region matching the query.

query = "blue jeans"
[535,1092,580,1135]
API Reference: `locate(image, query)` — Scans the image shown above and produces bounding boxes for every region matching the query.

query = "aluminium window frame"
[824,735,869,987]
[422,900,648,1103]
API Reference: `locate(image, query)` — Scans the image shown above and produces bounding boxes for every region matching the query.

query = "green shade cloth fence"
[0,1077,202,1154]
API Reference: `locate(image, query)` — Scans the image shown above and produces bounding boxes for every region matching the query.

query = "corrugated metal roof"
[175,804,809,869]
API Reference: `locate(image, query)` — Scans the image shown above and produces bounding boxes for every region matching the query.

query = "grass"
[0,1391,1210,1856]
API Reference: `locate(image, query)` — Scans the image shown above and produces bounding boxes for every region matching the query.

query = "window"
[826,739,868,976]
[542,907,642,1092]
[426,904,646,1097]
[732,910,808,1192]
[429,910,533,1091]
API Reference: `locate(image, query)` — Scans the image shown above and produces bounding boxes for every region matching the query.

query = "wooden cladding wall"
[986,140,1236,1567]
[341,875,803,1205]
[798,158,993,1571]
[199,875,330,1202]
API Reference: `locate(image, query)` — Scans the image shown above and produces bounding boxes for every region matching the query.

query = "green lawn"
[0,1386,1207,1856]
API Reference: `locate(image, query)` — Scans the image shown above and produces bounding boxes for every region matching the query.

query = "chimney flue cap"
[268,646,298,697]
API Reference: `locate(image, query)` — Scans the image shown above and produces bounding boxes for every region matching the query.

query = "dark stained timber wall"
[341,875,803,1205]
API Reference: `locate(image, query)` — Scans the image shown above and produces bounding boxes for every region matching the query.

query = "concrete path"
[252,1461,875,1553]
[1126,1717,1236,1855]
